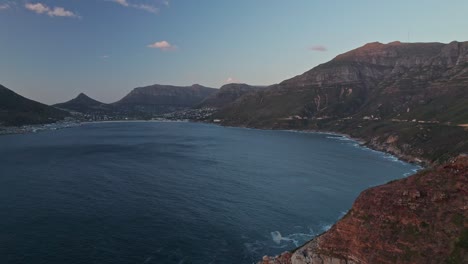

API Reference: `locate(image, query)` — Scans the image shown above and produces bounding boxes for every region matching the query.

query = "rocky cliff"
[261,155,468,264]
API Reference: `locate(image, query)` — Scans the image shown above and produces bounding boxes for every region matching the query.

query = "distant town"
[0,107,219,135]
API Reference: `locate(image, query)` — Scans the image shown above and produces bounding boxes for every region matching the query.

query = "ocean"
[0,122,419,264]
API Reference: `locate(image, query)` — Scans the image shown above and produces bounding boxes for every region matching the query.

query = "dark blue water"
[0,122,418,264]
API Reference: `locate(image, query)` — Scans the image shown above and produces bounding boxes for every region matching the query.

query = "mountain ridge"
[213,41,468,164]
[113,84,217,115]
[0,84,68,126]
[198,83,266,108]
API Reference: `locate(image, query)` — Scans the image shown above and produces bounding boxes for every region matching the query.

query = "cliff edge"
[261,155,468,264]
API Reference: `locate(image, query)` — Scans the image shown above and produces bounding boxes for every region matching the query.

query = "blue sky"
[1,0,467,104]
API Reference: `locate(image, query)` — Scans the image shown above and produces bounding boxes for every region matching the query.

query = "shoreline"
[0,121,82,136]
[0,119,191,136]
[2,119,430,263]
[211,122,429,168]
[2,119,428,168]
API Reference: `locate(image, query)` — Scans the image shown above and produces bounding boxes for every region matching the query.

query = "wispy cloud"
[308,45,327,52]
[135,4,159,13]
[0,3,11,10]
[25,3,80,18]
[225,77,238,84]
[109,0,129,7]
[107,0,161,14]
[147,41,177,51]
[100,55,110,59]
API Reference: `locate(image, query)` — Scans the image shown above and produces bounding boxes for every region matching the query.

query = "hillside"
[54,93,111,114]
[113,84,217,115]
[214,41,468,164]
[261,155,468,264]
[0,84,68,126]
[218,41,468,125]
[198,83,265,108]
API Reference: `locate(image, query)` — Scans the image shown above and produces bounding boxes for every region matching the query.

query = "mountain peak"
[54,93,106,111]
[361,41,384,48]
[331,41,453,65]
[76,93,90,99]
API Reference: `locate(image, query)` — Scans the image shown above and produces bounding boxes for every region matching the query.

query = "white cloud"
[0,3,10,10]
[147,41,177,51]
[48,7,78,17]
[135,4,159,14]
[25,3,80,18]
[109,0,129,7]
[107,0,160,14]
[25,3,48,14]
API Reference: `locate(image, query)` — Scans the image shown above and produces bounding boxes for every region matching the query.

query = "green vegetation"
[452,213,465,227]
[447,228,468,264]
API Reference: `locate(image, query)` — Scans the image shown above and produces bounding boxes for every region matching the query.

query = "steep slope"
[54,93,111,114]
[0,84,68,126]
[261,155,468,264]
[217,41,468,126]
[114,84,217,114]
[198,83,265,108]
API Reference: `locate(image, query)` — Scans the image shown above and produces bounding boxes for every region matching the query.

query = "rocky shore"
[260,155,468,264]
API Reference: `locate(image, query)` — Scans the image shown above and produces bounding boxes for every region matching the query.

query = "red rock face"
[261,156,468,264]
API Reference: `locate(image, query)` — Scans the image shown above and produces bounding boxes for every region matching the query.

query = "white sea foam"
[270,230,316,247]
[326,135,353,142]
[271,231,295,245]
[320,224,332,232]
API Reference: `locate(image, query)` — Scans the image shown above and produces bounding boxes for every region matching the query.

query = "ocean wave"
[320,224,332,232]
[270,230,316,247]
[326,135,353,141]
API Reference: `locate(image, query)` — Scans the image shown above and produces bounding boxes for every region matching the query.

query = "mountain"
[54,93,110,114]
[217,41,468,126]
[261,155,468,264]
[198,83,265,108]
[0,84,68,126]
[113,84,217,114]
[214,41,468,164]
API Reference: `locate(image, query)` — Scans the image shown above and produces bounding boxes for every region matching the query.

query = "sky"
[1,0,468,104]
